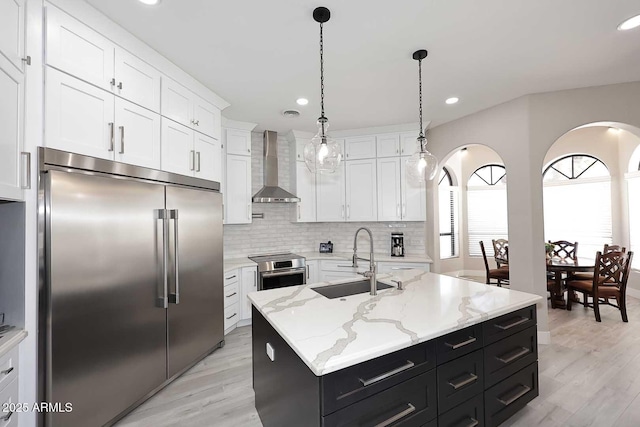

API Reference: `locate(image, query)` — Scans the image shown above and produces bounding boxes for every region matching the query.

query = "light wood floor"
[117,297,640,427]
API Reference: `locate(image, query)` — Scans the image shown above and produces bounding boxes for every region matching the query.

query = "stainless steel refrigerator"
[37,148,224,426]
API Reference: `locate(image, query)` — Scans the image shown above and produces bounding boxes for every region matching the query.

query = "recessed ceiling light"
[618,14,640,31]
[296,98,309,106]
[138,0,160,5]
[445,97,459,105]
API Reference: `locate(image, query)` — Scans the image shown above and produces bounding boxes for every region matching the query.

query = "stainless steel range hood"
[252,130,300,203]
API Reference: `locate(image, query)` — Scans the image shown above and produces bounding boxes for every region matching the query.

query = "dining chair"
[572,244,627,284]
[566,250,634,322]
[492,239,509,268]
[480,241,509,287]
[548,240,578,260]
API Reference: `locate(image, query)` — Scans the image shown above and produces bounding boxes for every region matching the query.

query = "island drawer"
[438,393,484,427]
[224,271,239,287]
[436,324,483,365]
[485,362,538,427]
[484,326,537,388]
[321,341,436,415]
[223,281,239,308]
[437,349,484,414]
[0,346,18,395]
[322,370,437,427]
[483,305,536,345]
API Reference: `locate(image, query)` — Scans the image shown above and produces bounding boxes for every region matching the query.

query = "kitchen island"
[248,270,543,427]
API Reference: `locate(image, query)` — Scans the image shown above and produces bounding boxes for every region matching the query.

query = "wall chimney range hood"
[252,131,300,203]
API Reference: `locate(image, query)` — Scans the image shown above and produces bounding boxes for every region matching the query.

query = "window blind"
[439,186,459,259]
[628,176,640,269]
[467,186,508,257]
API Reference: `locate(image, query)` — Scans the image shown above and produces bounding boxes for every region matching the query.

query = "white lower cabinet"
[377,262,430,273]
[319,260,359,282]
[316,163,346,222]
[223,304,239,332]
[0,346,19,427]
[240,266,257,321]
[223,270,239,333]
[305,260,319,283]
[225,155,252,224]
[345,159,378,222]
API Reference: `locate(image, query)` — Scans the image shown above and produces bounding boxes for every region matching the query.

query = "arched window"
[467,164,508,256]
[438,167,458,259]
[543,154,612,259]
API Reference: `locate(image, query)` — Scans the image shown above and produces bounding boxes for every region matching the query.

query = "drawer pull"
[497,384,531,406]
[226,313,237,320]
[1,367,14,375]
[448,372,478,390]
[445,336,477,350]
[2,411,13,422]
[225,275,237,280]
[494,316,529,331]
[496,346,531,364]
[359,360,415,387]
[226,292,237,298]
[462,418,479,427]
[374,403,416,427]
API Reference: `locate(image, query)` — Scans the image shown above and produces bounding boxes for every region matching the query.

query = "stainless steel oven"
[248,253,307,291]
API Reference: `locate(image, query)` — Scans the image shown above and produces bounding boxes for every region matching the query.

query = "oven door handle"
[261,268,306,278]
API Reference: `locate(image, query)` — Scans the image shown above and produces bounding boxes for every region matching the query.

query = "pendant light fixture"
[303,7,342,174]
[405,49,439,183]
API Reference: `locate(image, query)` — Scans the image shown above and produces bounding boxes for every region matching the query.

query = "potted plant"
[545,243,555,259]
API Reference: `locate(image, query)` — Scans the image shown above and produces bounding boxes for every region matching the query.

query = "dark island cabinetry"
[252,304,538,427]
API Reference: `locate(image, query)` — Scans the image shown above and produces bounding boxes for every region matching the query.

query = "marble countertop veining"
[0,328,27,358]
[248,270,542,376]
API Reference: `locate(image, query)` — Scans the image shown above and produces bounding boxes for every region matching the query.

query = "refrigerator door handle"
[169,209,180,304]
[155,209,169,308]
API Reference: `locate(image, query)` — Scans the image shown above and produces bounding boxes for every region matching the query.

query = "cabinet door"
[316,163,346,222]
[161,77,192,128]
[193,96,221,139]
[0,55,23,200]
[194,132,222,182]
[225,129,252,156]
[294,161,316,222]
[376,133,400,158]
[345,135,376,160]
[306,260,318,284]
[346,160,377,222]
[114,48,161,113]
[377,157,402,221]
[240,267,257,320]
[45,68,115,160]
[225,154,252,224]
[160,118,194,176]
[45,4,114,91]
[401,158,426,221]
[400,132,418,156]
[0,0,25,71]
[114,97,160,169]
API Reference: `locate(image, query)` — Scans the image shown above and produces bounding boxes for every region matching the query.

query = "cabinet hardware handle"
[390,267,413,270]
[497,384,531,406]
[226,313,237,320]
[347,205,350,219]
[445,336,477,350]
[341,204,345,219]
[306,265,309,280]
[247,204,251,220]
[190,119,195,125]
[247,148,251,153]
[20,152,31,189]
[396,204,400,218]
[195,120,200,126]
[401,148,404,154]
[117,81,123,90]
[22,56,31,66]
[225,275,236,280]
[254,270,257,287]
[119,126,125,154]
[226,292,237,298]
[110,78,116,86]
[496,346,531,364]
[298,205,301,219]
[494,316,529,331]
[1,367,14,375]
[168,209,180,304]
[396,148,399,154]
[189,150,195,171]
[374,403,415,427]
[196,151,201,172]
[155,208,169,309]
[108,122,115,152]
[448,372,478,390]
[462,418,479,427]
[359,360,415,387]
[402,203,406,217]
[2,411,13,422]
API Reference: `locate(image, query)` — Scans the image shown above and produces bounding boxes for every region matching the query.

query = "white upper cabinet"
[225,154,252,224]
[114,97,160,169]
[294,161,316,222]
[161,78,221,139]
[401,159,426,221]
[292,138,309,162]
[0,0,25,72]
[114,49,161,113]
[46,4,115,92]
[345,159,378,222]
[377,157,402,221]
[161,118,194,176]
[45,68,115,160]
[225,129,252,156]
[345,135,376,160]
[376,134,400,158]
[194,132,222,182]
[193,96,221,140]
[316,164,346,222]
[0,53,24,200]
[400,131,418,156]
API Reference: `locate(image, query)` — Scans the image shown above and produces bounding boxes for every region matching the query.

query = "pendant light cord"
[418,58,425,148]
[320,22,325,119]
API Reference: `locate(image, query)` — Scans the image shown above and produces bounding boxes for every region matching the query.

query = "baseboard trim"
[627,287,640,299]
[237,319,252,327]
[537,331,551,345]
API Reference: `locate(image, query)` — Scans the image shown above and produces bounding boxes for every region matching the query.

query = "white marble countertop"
[248,270,542,376]
[223,258,257,273]
[0,328,27,358]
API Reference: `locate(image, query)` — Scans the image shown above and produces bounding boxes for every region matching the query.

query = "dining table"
[547,256,594,308]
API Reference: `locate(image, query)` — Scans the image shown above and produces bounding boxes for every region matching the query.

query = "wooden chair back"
[492,239,509,267]
[548,240,578,260]
[593,250,628,287]
[604,244,626,254]
[480,241,491,274]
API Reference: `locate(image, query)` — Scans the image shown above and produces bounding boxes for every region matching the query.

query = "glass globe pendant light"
[406,49,438,183]
[303,7,342,174]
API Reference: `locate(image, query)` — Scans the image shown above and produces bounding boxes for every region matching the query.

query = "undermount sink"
[311,280,393,299]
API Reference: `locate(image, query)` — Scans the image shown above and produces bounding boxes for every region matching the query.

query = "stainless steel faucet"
[352,227,377,295]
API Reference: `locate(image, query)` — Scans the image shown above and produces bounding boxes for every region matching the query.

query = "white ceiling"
[85,0,640,133]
